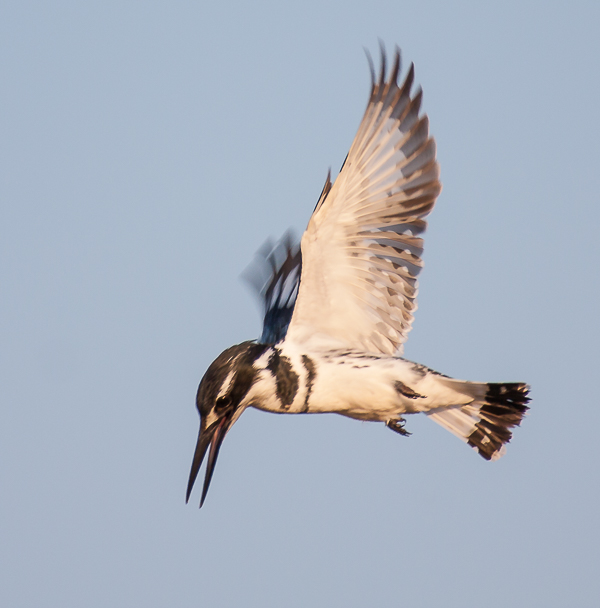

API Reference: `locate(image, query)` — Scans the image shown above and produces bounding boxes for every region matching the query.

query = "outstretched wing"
[286,46,442,355]
[243,231,302,344]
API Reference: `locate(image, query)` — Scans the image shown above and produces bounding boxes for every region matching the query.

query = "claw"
[386,417,411,436]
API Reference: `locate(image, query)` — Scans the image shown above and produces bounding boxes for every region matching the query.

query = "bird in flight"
[186,45,530,508]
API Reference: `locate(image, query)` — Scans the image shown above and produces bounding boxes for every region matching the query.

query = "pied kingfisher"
[186,45,530,508]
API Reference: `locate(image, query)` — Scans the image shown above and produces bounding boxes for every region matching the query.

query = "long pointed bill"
[199,417,227,507]
[185,417,229,508]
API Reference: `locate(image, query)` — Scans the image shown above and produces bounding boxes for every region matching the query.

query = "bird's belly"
[247,345,466,421]
[273,349,438,420]
[303,360,411,421]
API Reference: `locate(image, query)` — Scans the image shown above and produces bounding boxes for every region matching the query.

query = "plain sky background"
[1,1,599,606]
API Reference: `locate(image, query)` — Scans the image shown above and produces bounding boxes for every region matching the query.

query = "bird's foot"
[386,417,411,436]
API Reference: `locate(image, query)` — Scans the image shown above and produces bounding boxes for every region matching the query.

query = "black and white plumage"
[186,46,530,508]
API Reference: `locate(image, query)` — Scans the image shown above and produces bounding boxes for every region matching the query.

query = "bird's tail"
[426,382,530,461]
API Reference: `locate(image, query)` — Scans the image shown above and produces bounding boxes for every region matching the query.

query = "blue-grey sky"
[1,1,599,606]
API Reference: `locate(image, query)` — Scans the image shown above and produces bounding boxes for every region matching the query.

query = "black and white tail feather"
[186,44,530,508]
[427,381,529,461]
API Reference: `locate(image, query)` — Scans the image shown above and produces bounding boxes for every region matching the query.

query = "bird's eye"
[215,396,230,411]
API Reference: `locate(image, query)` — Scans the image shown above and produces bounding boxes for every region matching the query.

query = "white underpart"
[247,340,477,423]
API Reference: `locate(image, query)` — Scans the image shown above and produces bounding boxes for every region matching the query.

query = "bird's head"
[186,340,269,507]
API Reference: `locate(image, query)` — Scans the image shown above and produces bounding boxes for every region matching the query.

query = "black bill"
[186,416,230,508]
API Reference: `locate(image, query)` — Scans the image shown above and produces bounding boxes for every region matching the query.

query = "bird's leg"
[386,417,411,436]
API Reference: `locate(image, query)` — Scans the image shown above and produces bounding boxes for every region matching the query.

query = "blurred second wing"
[243,232,301,344]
